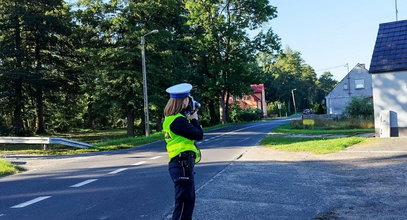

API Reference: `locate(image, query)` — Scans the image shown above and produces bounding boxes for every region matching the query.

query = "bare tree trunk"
[12,13,24,135]
[35,34,45,134]
[12,79,24,135]
[208,99,219,125]
[219,91,227,124]
[35,88,45,134]
[126,108,135,137]
[224,92,230,123]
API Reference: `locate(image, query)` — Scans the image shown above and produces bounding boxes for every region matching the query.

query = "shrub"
[290,117,374,129]
[344,97,373,118]
[230,107,262,122]
[312,103,326,114]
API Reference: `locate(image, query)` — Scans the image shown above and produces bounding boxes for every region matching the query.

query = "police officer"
[163,83,203,220]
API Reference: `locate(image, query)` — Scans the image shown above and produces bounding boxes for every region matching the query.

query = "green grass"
[0,132,165,156]
[0,159,24,176]
[274,123,374,135]
[94,132,164,150]
[260,136,366,154]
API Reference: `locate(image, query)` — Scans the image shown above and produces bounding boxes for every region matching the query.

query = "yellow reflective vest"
[163,113,201,163]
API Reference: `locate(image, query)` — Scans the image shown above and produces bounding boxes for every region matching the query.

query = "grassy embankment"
[261,118,375,154]
[0,159,25,176]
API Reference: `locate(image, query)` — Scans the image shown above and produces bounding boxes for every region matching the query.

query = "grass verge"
[260,136,366,154]
[0,132,165,156]
[274,123,374,135]
[0,159,24,176]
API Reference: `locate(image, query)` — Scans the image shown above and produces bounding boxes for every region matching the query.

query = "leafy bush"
[230,107,262,122]
[311,103,326,114]
[344,97,373,118]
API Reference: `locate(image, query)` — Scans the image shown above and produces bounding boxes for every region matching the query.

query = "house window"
[355,79,364,89]
[343,83,348,90]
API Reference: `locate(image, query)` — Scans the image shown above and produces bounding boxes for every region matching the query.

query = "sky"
[262,0,407,81]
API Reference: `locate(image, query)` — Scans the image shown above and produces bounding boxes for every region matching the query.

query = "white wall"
[372,70,407,130]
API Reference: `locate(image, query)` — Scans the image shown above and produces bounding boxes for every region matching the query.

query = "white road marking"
[150,156,161,160]
[197,142,202,144]
[108,168,128,174]
[70,179,98,188]
[241,137,250,142]
[132,161,146,166]
[0,214,5,217]
[11,196,51,208]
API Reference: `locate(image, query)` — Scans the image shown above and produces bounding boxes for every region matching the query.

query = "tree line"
[0,0,337,137]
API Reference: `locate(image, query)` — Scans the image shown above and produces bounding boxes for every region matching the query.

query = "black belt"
[170,151,196,162]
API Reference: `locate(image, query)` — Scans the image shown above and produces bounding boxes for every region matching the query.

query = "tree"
[75,0,193,136]
[263,47,319,113]
[316,71,337,103]
[185,0,280,124]
[0,0,78,134]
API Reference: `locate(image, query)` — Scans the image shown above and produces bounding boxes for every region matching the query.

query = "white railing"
[0,137,94,150]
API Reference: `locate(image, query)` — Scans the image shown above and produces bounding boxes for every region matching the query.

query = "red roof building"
[229,84,267,117]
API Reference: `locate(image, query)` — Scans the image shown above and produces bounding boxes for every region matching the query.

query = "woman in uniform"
[163,83,203,220]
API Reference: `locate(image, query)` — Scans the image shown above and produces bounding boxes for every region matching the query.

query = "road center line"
[132,161,146,166]
[150,156,161,160]
[108,168,128,174]
[70,179,98,188]
[11,196,51,208]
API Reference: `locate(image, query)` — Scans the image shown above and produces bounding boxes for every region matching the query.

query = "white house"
[370,19,407,137]
[325,64,372,115]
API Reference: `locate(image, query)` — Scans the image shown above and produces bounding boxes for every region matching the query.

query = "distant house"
[230,84,267,117]
[325,64,373,115]
[369,19,407,137]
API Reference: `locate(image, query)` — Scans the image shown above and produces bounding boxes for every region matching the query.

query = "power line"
[316,63,349,72]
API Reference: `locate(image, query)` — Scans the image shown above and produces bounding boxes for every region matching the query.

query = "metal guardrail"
[0,137,94,150]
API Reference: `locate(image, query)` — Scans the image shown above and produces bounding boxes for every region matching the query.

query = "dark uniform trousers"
[169,156,195,220]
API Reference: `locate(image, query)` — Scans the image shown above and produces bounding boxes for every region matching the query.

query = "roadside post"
[278,102,282,117]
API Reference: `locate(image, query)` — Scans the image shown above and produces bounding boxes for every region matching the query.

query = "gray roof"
[369,19,407,73]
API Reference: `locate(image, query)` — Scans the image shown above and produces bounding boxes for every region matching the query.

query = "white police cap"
[166,83,192,98]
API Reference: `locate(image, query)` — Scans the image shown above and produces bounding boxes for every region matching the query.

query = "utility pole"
[395,0,399,21]
[291,88,297,114]
[140,29,159,136]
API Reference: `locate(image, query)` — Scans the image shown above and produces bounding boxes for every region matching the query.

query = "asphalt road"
[0,119,290,220]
